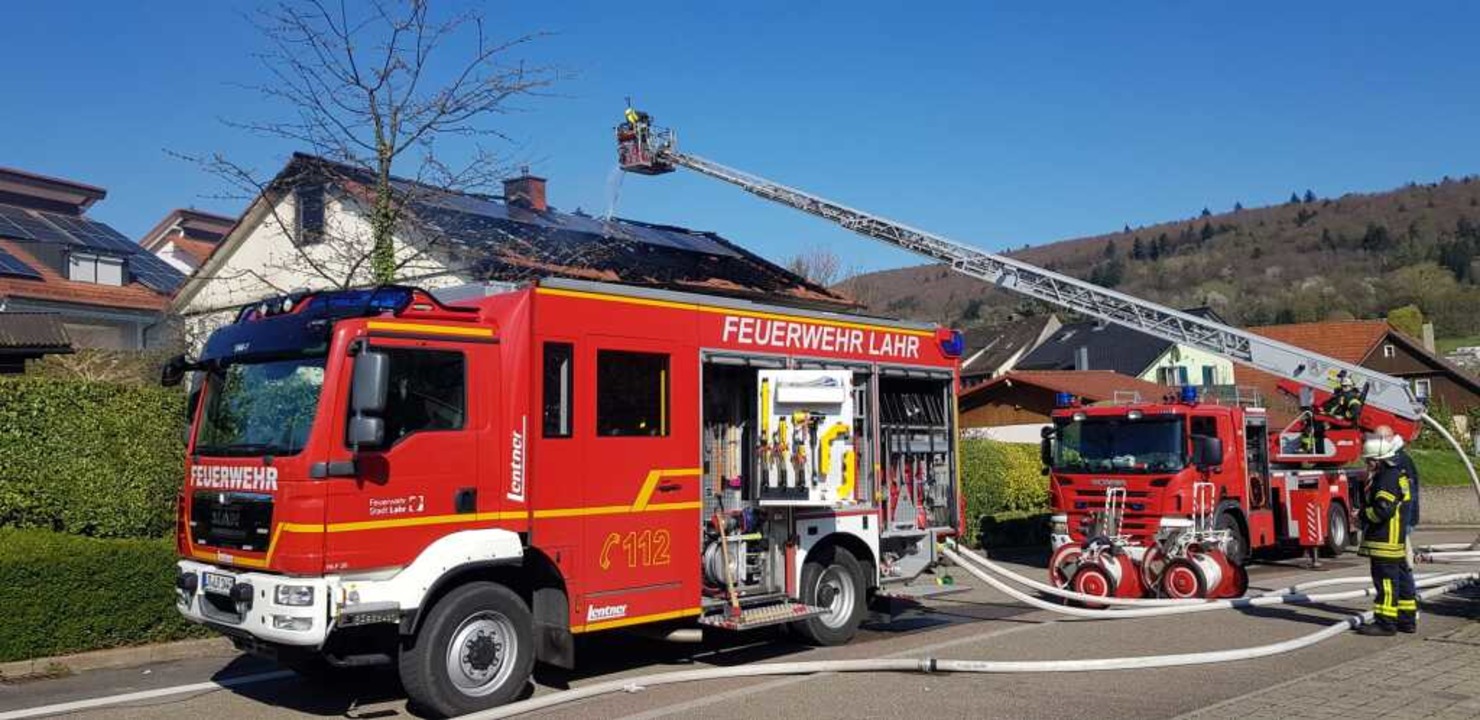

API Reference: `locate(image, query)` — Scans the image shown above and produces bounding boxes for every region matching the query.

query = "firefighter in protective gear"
[1355,434,1416,636]
[1321,373,1365,423]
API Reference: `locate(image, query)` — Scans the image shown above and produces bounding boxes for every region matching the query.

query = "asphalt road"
[3,529,1478,720]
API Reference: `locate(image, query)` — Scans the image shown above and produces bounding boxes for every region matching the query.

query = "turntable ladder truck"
[615,108,1474,596]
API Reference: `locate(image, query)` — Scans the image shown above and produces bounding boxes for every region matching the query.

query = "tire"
[1215,511,1249,566]
[1070,563,1115,608]
[1322,502,1349,558]
[792,545,867,646]
[398,582,535,718]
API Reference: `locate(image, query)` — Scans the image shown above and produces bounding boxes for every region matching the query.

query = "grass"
[1435,335,1480,355]
[1410,448,1478,487]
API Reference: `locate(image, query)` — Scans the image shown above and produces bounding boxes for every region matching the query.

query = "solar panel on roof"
[126,252,186,293]
[0,205,77,245]
[37,212,138,254]
[0,247,41,279]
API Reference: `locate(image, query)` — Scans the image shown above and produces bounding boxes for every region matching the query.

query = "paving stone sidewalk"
[1178,622,1480,720]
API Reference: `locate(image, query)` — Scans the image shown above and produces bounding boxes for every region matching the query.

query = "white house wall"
[1139,344,1235,387]
[179,190,469,347]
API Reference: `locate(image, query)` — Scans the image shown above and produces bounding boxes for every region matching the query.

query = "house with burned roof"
[172,153,849,342]
[0,166,185,351]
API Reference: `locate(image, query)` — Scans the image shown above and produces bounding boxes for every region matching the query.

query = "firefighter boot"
[1355,619,1397,637]
[1397,611,1417,634]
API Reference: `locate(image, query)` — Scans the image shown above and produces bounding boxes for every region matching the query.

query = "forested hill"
[837,176,1480,338]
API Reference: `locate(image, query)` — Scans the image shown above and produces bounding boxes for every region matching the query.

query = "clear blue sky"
[3,1,1478,273]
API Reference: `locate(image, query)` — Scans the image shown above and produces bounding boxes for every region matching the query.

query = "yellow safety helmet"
[624,107,640,124]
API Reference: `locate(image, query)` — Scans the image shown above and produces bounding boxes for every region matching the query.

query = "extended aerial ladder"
[615,108,1477,485]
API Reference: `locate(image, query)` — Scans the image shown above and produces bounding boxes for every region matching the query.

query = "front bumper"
[175,560,332,647]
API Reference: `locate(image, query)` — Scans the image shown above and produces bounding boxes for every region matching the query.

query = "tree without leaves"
[785,246,843,287]
[187,0,558,290]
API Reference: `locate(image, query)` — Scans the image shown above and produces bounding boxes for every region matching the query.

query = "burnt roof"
[961,315,1057,379]
[1018,307,1223,376]
[282,153,851,310]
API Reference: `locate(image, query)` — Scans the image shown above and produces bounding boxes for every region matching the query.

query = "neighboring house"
[139,208,235,273]
[1015,307,1235,388]
[0,312,71,373]
[958,370,1171,442]
[0,167,185,350]
[1237,320,1480,428]
[959,314,1060,388]
[173,153,850,343]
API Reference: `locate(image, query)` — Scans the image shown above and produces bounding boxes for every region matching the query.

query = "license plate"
[203,572,235,596]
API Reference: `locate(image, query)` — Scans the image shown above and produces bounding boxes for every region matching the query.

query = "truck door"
[577,338,700,631]
[321,335,497,571]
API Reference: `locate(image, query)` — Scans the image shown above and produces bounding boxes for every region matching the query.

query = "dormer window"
[69,252,125,286]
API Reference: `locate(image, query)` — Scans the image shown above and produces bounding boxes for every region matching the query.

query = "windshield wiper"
[194,443,286,457]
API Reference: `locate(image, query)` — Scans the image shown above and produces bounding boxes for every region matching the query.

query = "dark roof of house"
[0,239,173,310]
[1017,307,1223,377]
[961,315,1056,379]
[0,312,72,353]
[0,174,186,300]
[277,153,851,310]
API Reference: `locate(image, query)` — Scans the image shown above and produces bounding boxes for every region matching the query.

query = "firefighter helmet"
[1362,435,1398,461]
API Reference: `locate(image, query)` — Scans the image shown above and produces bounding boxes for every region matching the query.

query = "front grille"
[190,491,273,552]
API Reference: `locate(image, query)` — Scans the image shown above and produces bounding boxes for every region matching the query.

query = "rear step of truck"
[699,601,828,631]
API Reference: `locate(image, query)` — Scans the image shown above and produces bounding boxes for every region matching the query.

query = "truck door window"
[542,342,573,438]
[371,348,466,445]
[596,350,669,437]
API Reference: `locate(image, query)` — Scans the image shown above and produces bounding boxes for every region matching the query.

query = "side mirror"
[160,353,193,387]
[347,415,385,448]
[1039,426,1056,473]
[1192,435,1224,469]
[351,351,390,414]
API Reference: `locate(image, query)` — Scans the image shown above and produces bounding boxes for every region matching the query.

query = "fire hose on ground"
[465,546,1478,719]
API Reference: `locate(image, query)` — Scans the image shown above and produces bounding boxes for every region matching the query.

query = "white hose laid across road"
[465,575,1478,719]
[942,546,1470,620]
[1419,551,1480,562]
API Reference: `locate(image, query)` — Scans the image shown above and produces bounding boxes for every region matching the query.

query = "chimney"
[503,166,547,212]
[1421,323,1436,353]
[1074,346,1089,371]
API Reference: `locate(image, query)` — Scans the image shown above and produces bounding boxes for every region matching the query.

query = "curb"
[0,637,237,681]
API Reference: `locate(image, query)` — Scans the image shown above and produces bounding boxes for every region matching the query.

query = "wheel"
[1214,511,1249,566]
[1322,503,1349,558]
[1160,558,1208,599]
[1070,563,1115,607]
[1228,563,1249,598]
[792,545,867,646]
[398,582,535,718]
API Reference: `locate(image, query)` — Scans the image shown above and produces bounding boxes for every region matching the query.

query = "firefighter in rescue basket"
[1355,434,1417,636]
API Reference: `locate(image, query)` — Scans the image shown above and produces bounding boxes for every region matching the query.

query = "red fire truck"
[166,279,963,716]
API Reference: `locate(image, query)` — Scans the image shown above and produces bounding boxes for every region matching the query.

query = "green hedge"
[960,439,1049,545]
[0,529,206,663]
[0,376,185,538]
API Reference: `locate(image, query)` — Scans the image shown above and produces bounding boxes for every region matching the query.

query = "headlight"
[275,585,315,606]
[272,615,313,631]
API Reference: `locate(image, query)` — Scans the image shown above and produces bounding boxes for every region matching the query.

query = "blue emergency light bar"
[1180,385,1199,404]
[1055,392,1076,408]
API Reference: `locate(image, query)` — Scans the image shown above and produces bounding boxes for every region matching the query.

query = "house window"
[1157,366,1189,386]
[295,184,325,245]
[1412,378,1432,400]
[597,350,669,437]
[542,342,573,438]
[68,253,125,286]
[1382,344,1396,359]
[1201,365,1217,387]
[359,348,466,446]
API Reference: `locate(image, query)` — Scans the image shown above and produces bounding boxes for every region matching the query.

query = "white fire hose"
[466,544,1477,719]
[465,568,1477,719]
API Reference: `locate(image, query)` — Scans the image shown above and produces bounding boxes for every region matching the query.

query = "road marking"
[0,670,295,720]
[612,619,1055,720]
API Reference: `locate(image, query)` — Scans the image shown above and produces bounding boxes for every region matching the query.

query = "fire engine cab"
[165,278,963,716]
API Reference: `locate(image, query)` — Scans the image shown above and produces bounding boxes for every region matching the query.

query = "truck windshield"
[1053,417,1185,474]
[194,357,327,457]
